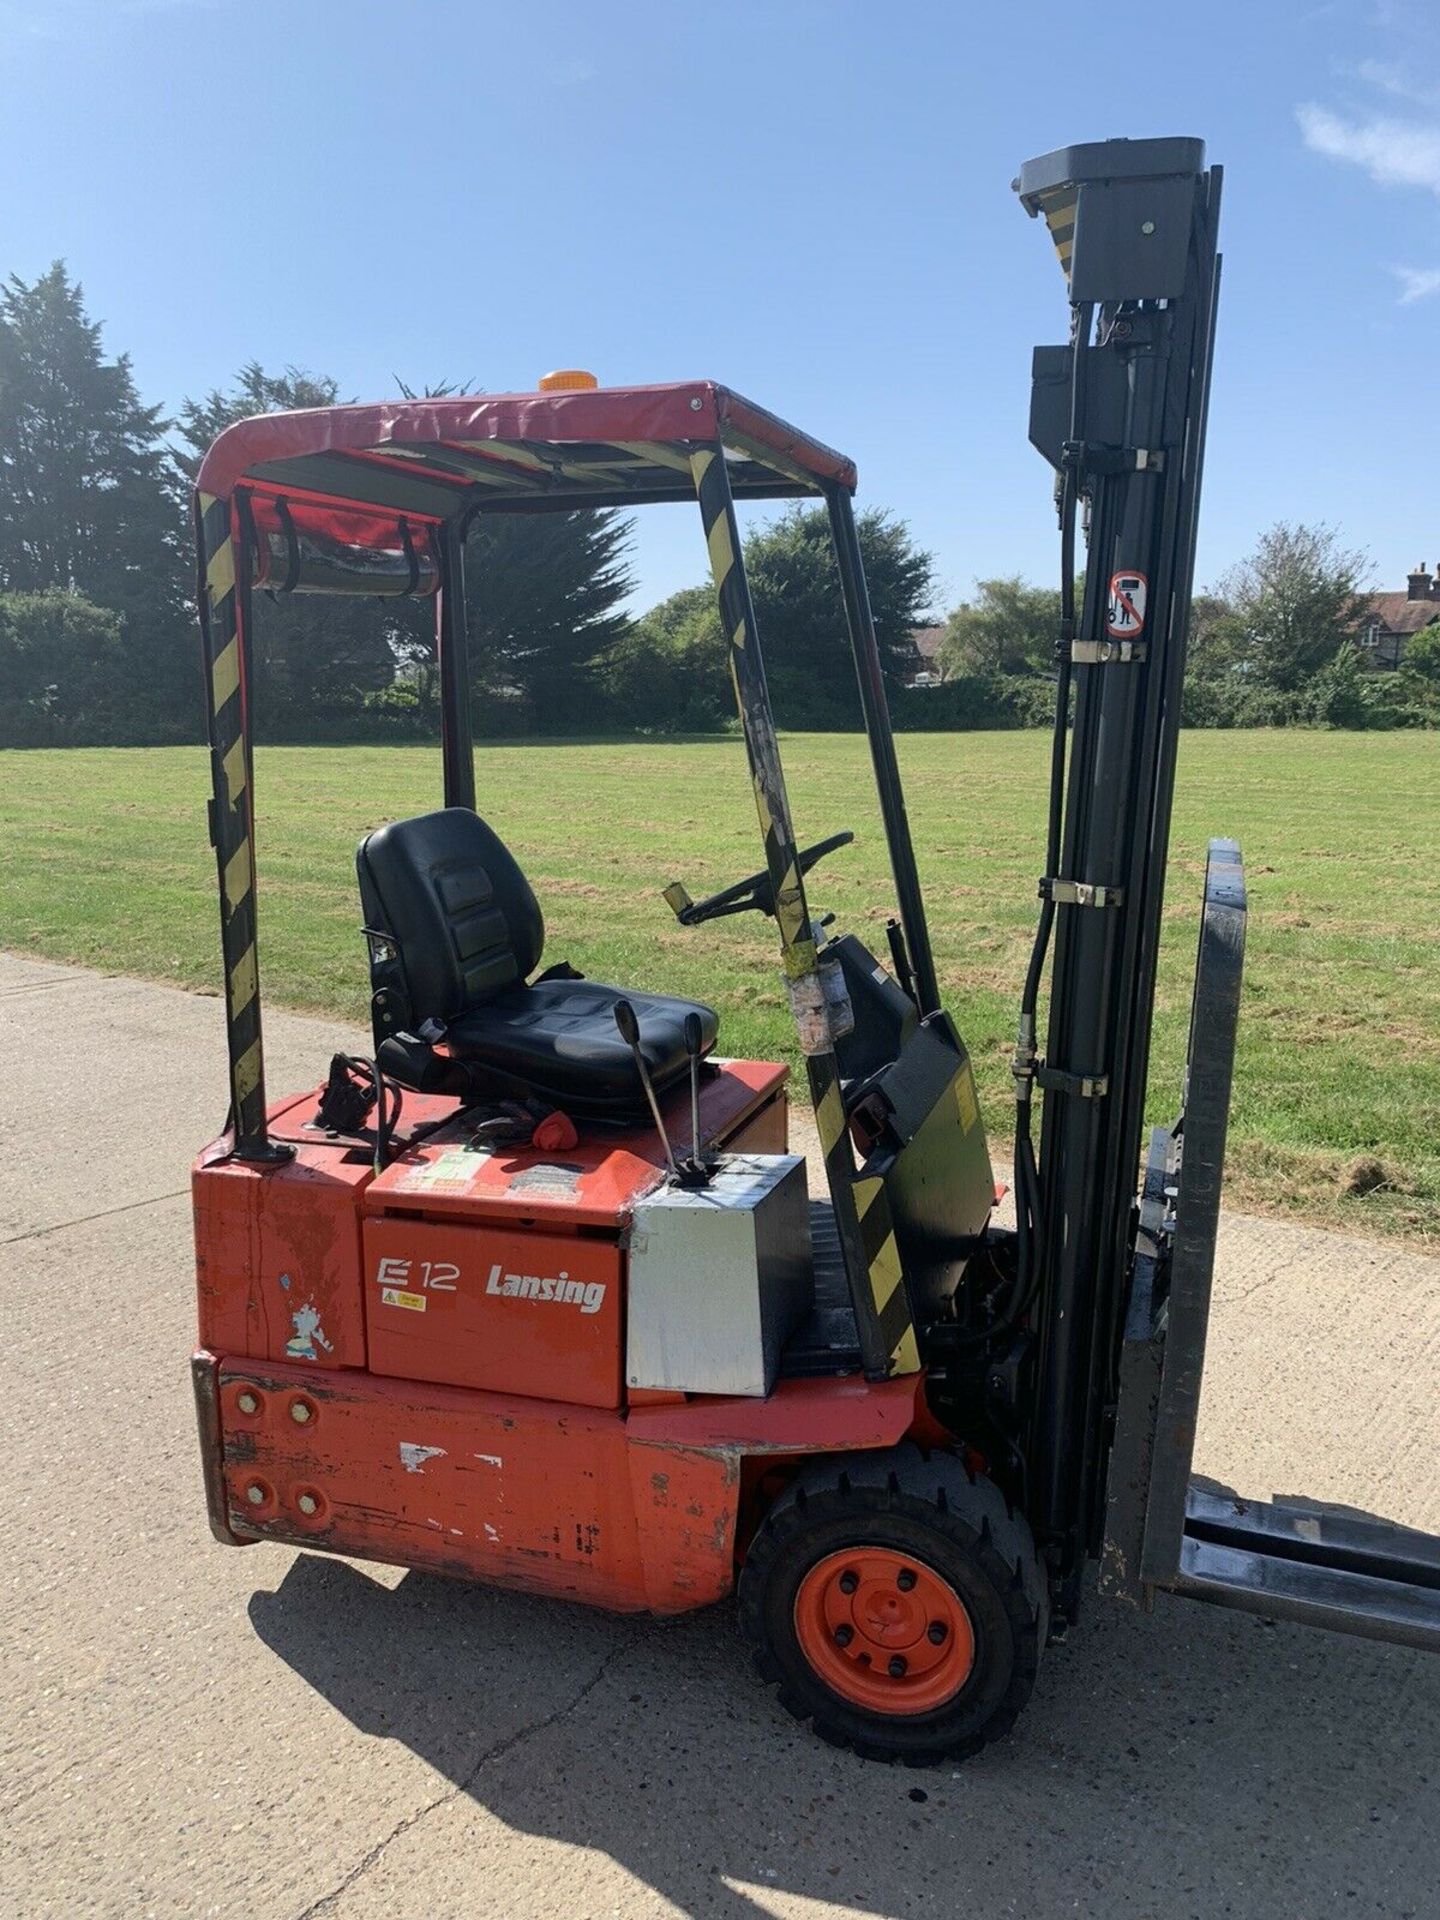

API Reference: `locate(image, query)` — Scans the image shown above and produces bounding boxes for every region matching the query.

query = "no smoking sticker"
[1106,570,1148,639]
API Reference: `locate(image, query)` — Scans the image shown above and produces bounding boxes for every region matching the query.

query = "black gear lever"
[615,1001,714,1187]
[683,1012,704,1160]
[614,999,679,1178]
[681,1011,716,1187]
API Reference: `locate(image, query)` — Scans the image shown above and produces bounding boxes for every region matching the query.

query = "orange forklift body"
[192,1060,929,1614]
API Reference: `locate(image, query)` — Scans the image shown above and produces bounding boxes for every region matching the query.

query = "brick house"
[902,625,946,687]
[1355,565,1440,670]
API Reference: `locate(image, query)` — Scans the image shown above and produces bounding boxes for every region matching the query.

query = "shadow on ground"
[251,1550,1438,1919]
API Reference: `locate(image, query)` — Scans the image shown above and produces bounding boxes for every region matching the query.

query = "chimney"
[1406,563,1431,602]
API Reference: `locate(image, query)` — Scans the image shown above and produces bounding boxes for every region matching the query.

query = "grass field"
[3,731,1438,1247]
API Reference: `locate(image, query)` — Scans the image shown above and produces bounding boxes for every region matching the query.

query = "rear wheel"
[738,1446,1046,1764]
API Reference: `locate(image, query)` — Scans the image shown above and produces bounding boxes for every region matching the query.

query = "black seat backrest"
[357,808,544,1025]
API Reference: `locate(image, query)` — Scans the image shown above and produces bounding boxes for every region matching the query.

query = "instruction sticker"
[381,1286,427,1312]
[398,1147,483,1193]
[1105,570,1147,639]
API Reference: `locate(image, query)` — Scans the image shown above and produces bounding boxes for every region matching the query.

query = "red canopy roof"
[195,381,857,521]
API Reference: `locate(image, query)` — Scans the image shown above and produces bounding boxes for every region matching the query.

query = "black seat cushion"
[447,980,719,1118]
[357,807,718,1120]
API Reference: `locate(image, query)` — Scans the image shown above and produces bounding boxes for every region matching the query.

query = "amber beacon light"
[537,368,599,391]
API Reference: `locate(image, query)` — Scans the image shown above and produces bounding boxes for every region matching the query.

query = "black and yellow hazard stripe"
[690,448,814,975]
[689,445,919,1379]
[851,1170,921,1375]
[813,1077,920,1376]
[196,489,270,1154]
[1033,185,1078,288]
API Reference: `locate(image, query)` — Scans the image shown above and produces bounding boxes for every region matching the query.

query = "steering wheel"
[666,831,854,927]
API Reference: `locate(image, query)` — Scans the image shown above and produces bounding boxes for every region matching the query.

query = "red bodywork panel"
[207,1357,922,1615]
[363,1215,624,1409]
[193,1060,933,1615]
[193,1065,783,1372]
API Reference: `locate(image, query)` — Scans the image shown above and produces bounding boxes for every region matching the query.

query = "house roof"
[1357,592,1440,637]
[910,624,946,661]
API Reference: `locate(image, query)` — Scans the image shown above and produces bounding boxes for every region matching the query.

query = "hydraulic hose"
[979,301,1094,1348]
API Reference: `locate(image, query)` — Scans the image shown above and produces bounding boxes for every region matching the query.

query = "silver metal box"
[626,1153,812,1398]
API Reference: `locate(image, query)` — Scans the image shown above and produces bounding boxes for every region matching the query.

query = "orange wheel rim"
[793,1547,976,1716]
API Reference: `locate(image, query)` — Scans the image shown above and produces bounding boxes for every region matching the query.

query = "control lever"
[613,999,679,1179]
[683,1011,711,1179]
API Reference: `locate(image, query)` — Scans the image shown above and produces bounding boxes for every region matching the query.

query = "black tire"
[737,1444,1047,1765]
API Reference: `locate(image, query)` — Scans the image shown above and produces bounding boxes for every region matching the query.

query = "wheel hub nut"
[838,1570,859,1594]
[928,1620,949,1644]
[888,1655,908,1678]
[834,1624,854,1647]
[896,1567,917,1591]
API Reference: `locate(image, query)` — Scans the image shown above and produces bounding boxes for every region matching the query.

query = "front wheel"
[737,1446,1046,1764]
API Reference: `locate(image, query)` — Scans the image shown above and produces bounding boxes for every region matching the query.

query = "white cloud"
[1391,264,1440,303]
[1296,103,1440,195]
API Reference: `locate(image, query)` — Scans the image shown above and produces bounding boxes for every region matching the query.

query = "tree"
[940,576,1067,678]
[176,361,343,459]
[0,590,122,744]
[1183,591,1241,674]
[600,583,729,732]
[0,263,192,737]
[1403,624,1440,687]
[615,508,934,733]
[1217,522,1369,692]
[742,506,934,728]
[1383,622,1440,728]
[385,505,636,737]
[1300,639,1373,728]
[462,509,634,732]
[176,364,401,737]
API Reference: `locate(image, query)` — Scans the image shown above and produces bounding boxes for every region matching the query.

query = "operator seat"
[356,808,718,1122]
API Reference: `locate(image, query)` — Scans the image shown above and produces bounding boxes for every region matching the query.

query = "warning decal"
[1105,570,1148,639]
[397,1146,482,1193]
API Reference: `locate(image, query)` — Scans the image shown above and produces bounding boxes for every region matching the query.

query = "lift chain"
[1038,876,1124,909]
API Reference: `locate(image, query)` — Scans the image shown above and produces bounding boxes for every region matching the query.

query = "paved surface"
[2,951,1437,1920]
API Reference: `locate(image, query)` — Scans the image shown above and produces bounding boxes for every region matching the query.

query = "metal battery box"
[625,1153,812,1398]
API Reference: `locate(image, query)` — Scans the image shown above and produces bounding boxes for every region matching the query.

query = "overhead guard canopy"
[197,379,858,528]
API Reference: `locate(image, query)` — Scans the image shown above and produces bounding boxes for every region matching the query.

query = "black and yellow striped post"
[194,489,286,1162]
[689,447,919,1379]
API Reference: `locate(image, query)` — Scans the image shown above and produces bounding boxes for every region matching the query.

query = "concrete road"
[2,951,1437,1920]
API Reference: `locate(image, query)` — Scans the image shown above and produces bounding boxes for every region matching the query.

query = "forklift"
[189,137,1440,1766]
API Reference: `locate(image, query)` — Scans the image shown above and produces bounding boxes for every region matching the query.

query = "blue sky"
[0,0,1435,614]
